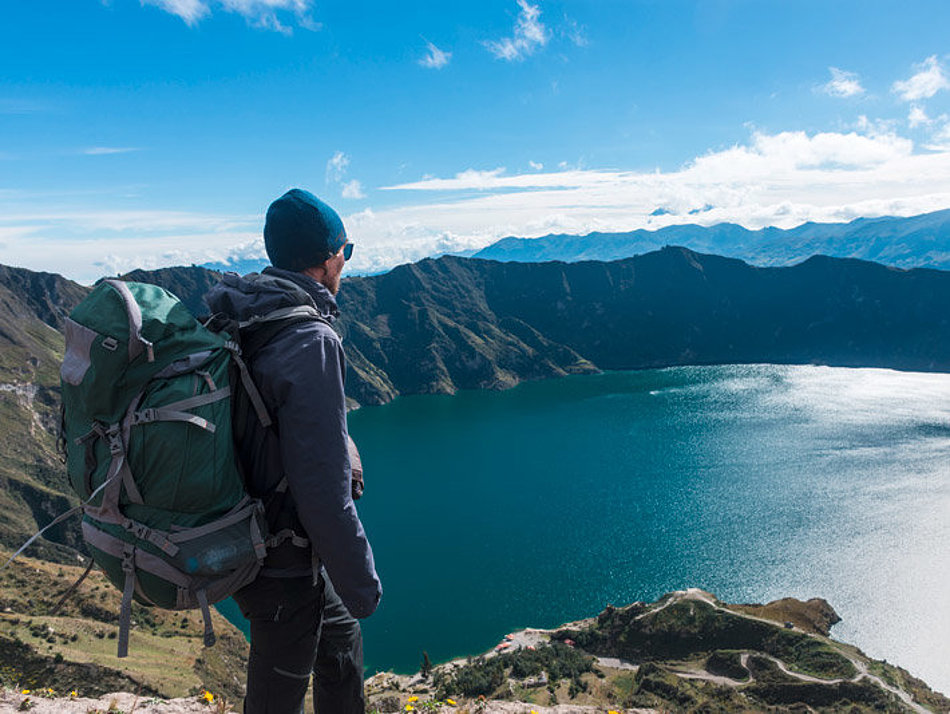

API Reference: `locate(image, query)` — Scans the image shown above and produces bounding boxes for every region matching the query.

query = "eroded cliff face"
[732,596,842,636]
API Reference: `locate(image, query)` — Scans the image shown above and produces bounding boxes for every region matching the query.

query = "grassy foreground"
[0,554,248,706]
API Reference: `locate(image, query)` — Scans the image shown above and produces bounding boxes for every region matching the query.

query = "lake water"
[223,365,950,694]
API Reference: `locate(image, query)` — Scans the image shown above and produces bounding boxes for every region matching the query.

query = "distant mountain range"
[473,209,950,270]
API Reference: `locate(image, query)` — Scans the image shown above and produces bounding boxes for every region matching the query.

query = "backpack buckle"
[106,425,124,456]
[128,522,150,540]
[120,545,136,574]
[131,409,157,425]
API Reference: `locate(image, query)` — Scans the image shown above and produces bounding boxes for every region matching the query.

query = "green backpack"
[59,279,271,657]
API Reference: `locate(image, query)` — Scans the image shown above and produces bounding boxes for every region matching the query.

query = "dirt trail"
[661,590,932,714]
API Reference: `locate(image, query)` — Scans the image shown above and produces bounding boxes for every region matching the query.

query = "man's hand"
[348,435,364,500]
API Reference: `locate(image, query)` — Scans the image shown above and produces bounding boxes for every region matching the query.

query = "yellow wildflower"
[200,690,214,703]
[609,711,621,714]
[70,690,78,698]
[21,690,30,695]
[446,700,457,707]
[407,696,419,702]
[405,706,415,712]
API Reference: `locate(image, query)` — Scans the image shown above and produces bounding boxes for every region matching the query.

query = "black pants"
[234,572,365,714]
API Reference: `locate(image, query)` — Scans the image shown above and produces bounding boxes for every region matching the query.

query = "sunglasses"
[341,243,354,262]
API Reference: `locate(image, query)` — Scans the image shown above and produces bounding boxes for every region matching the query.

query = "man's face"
[321,243,347,295]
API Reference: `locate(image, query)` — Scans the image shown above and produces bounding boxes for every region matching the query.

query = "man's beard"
[322,272,341,295]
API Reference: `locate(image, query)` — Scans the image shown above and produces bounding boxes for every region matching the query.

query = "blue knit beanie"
[264,188,347,271]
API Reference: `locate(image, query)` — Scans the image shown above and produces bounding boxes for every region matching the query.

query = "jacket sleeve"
[267,324,382,618]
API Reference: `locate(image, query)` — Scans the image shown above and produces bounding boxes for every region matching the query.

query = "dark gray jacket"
[204,267,381,619]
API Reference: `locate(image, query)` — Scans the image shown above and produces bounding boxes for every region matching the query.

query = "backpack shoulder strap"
[238,307,332,359]
[229,307,333,432]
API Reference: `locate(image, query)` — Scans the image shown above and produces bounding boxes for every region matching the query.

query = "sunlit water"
[221,365,950,694]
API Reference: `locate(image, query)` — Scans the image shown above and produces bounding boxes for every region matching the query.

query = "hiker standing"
[204,189,381,713]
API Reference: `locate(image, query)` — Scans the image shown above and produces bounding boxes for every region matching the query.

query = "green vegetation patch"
[746,679,904,711]
[433,643,595,700]
[705,650,749,681]
[563,598,855,680]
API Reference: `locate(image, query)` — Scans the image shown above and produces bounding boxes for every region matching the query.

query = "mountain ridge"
[473,209,950,270]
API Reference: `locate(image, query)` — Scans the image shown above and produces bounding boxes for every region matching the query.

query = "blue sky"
[3,0,950,281]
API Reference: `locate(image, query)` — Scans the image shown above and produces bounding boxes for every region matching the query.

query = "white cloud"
[0,204,259,282]
[529,160,543,170]
[820,67,864,98]
[142,0,210,26]
[908,105,931,128]
[142,0,317,32]
[83,146,139,155]
[326,151,350,183]
[563,17,588,47]
[485,0,548,61]
[341,180,366,199]
[344,127,950,272]
[326,151,366,200]
[854,115,899,137]
[419,40,451,69]
[926,121,950,151]
[893,55,950,102]
[7,128,950,283]
[394,168,506,191]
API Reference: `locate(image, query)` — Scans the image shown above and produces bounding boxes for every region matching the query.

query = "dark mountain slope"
[123,249,950,405]
[334,248,950,403]
[0,269,89,561]
[116,267,222,318]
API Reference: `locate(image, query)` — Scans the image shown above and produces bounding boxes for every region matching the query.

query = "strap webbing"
[238,305,327,329]
[134,408,216,433]
[265,528,310,549]
[116,454,144,506]
[152,387,231,414]
[117,544,136,658]
[50,558,96,616]
[166,498,257,544]
[230,350,272,428]
[81,521,191,588]
[121,518,180,556]
[249,509,268,560]
[0,504,84,572]
[104,280,154,363]
[196,589,217,648]
[1,441,139,574]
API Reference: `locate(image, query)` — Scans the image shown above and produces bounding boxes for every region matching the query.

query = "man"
[204,188,381,713]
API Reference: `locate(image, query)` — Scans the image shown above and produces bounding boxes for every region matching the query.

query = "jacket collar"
[263,266,340,322]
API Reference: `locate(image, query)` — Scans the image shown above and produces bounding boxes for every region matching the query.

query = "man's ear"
[302,261,328,282]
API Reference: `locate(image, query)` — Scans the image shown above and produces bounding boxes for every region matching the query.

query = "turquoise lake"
[222,364,950,694]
